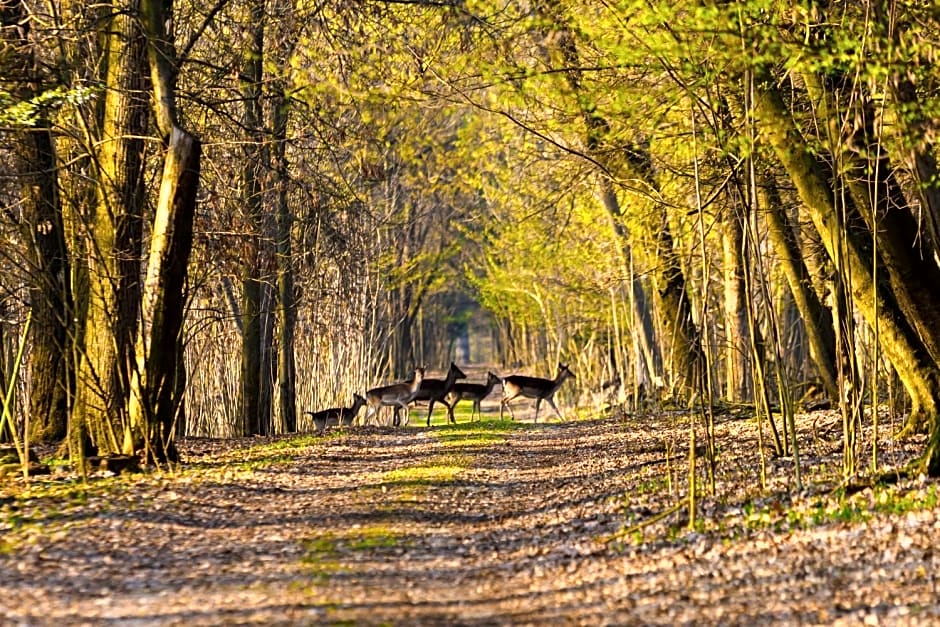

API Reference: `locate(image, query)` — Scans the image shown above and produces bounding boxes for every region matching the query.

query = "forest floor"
[2,401,940,625]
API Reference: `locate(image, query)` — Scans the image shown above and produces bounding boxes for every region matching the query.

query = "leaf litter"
[1,408,939,625]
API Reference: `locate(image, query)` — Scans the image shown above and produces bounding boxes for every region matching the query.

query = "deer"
[364,366,425,426]
[410,361,467,426]
[499,363,576,422]
[304,393,366,434]
[445,371,501,422]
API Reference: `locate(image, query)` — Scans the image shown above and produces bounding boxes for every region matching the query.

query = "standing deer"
[305,394,366,434]
[364,366,425,426]
[410,361,467,426]
[499,363,575,422]
[446,371,500,422]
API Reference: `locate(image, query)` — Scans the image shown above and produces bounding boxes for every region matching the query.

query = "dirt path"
[2,415,940,625]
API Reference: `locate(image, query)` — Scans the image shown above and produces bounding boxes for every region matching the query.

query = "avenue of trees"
[2,0,940,476]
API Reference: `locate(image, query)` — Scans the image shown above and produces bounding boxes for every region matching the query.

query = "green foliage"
[0,85,98,126]
[740,484,940,533]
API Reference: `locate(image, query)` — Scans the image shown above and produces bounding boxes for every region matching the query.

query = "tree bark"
[129,128,200,460]
[2,0,75,444]
[239,0,272,436]
[125,0,202,460]
[759,174,839,402]
[23,123,73,444]
[72,0,148,457]
[722,201,749,402]
[272,88,298,433]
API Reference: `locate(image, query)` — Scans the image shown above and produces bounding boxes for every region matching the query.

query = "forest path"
[2,414,940,625]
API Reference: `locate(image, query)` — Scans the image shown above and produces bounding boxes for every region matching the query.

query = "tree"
[70,0,148,457]
[1,0,74,443]
[127,0,203,460]
[238,0,274,436]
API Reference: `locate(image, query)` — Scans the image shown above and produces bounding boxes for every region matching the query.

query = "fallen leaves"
[0,410,939,624]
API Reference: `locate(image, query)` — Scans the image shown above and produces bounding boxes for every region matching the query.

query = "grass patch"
[382,456,470,487]
[302,526,407,583]
[378,419,525,496]
[736,483,940,534]
[433,418,527,448]
[414,403,515,428]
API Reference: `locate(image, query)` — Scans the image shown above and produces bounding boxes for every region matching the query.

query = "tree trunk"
[759,174,839,402]
[756,77,940,475]
[241,277,264,435]
[722,201,749,402]
[129,128,200,461]
[272,88,298,433]
[123,0,202,460]
[654,208,705,396]
[23,123,73,444]
[239,1,272,436]
[2,0,74,444]
[72,0,148,457]
[804,72,940,377]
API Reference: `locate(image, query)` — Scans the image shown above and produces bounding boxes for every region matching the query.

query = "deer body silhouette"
[499,363,575,422]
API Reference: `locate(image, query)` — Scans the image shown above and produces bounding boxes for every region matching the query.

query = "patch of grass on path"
[302,525,406,583]
[378,419,528,503]
[432,417,527,448]
[383,419,527,485]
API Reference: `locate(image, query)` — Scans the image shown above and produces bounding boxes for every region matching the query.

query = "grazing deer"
[499,363,575,422]
[364,366,425,426]
[411,361,467,426]
[445,371,500,422]
[305,394,366,434]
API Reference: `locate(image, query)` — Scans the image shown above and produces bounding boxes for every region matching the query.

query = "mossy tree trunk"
[759,174,839,402]
[756,76,940,476]
[72,0,148,456]
[804,72,940,379]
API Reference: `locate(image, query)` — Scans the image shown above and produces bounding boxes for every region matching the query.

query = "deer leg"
[426,399,436,427]
[500,393,518,421]
[534,398,542,423]
[546,396,563,421]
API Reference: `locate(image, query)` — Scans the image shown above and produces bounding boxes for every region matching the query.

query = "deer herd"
[304,363,576,434]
